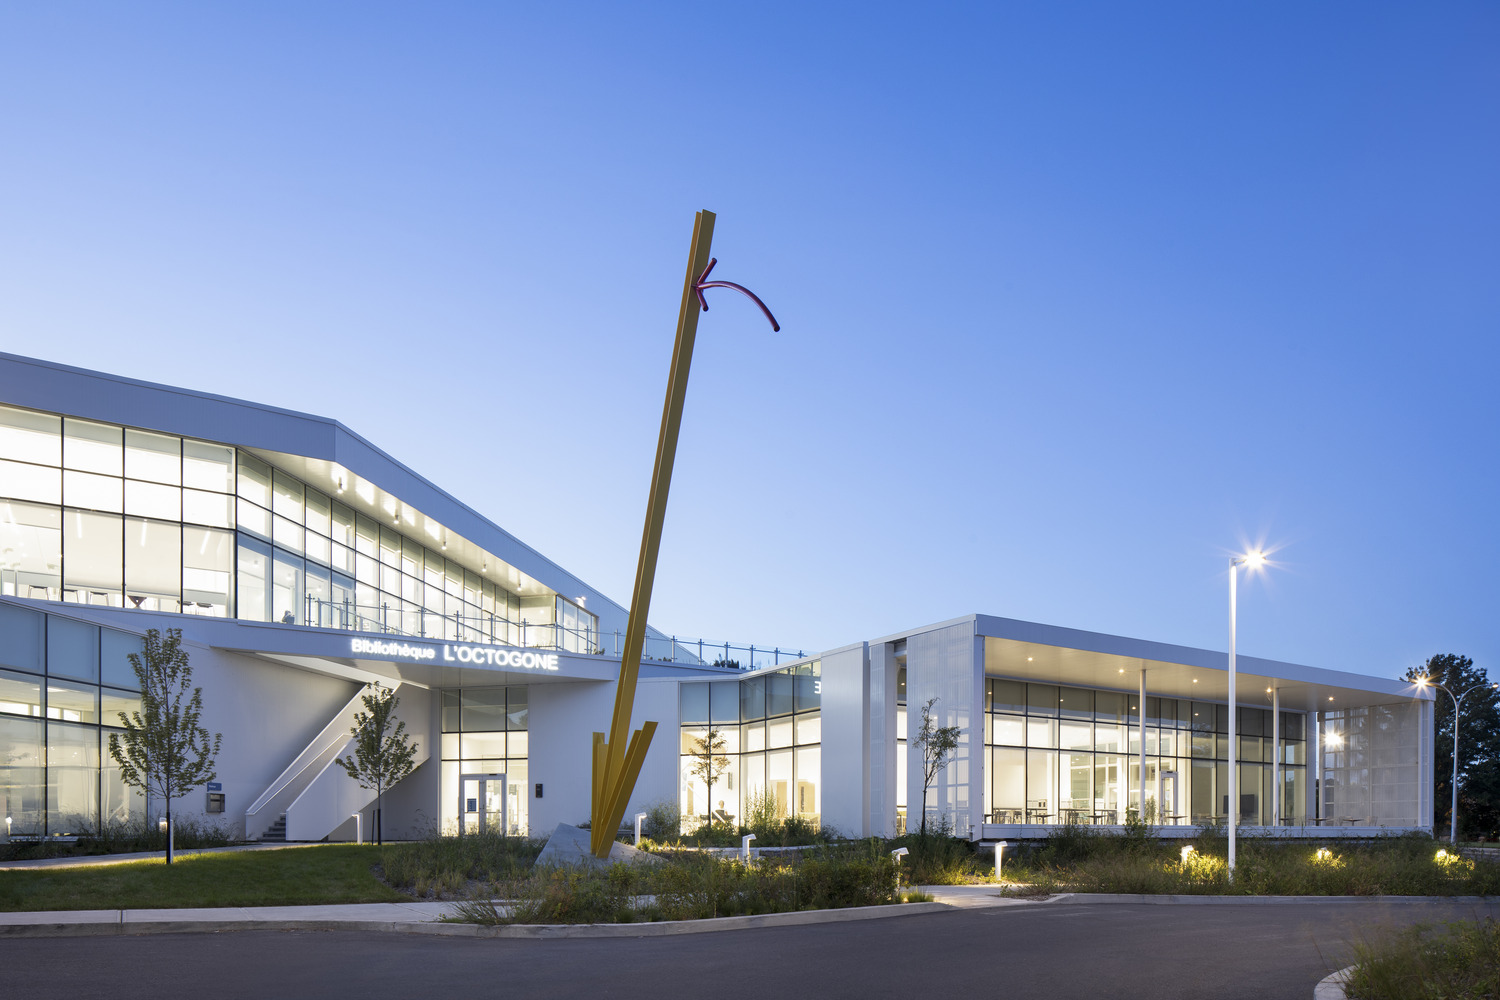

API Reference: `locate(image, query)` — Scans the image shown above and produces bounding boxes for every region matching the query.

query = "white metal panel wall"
[867,642,897,837]
[629,678,684,824]
[190,646,362,837]
[527,678,682,837]
[818,642,868,838]
[904,620,980,838]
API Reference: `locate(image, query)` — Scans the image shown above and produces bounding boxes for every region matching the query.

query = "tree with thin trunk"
[107,628,222,864]
[335,684,418,845]
[686,727,730,831]
[914,697,962,837]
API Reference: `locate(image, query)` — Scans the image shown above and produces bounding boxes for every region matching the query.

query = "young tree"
[335,683,418,845]
[1403,654,1500,837]
[914,697,962,837]
[107,628,223,864]
[686,728,730,831]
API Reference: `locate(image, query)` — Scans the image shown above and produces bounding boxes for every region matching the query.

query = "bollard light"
[742,832,757,863]
[159,818,168,833]
[353,812,362,845]
[635,811,648,846]
[1181,844,1195,865]
[994,840,1009,880]
[890,846,910,897]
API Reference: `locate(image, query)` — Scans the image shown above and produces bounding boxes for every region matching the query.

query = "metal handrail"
[294,597,806,669]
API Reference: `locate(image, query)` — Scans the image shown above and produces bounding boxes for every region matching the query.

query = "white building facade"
[0,354,1434,844]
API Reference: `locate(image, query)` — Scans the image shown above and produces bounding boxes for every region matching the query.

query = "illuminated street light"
[1227,550,1268,877]
[1414,675,1499,843]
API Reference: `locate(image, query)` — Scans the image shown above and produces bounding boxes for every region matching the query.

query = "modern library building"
[0,352,1435,844]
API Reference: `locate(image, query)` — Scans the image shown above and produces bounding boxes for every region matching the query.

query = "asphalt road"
[6,899,1497,1000]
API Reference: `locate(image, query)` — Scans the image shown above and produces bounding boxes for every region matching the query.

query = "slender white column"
[1139,668,1148,821]
[1271,686,1281,828]
[1228,562,1238,875]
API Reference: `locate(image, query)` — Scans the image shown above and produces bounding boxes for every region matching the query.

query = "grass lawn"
[0,846,406,912]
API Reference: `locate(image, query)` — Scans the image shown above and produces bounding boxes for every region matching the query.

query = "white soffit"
[982,636,1425,715]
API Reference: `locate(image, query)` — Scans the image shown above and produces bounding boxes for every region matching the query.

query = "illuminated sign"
[349,637,559,671]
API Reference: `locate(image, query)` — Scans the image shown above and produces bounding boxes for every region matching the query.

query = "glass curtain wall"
[440,686,529,835]
[0,403,598,649]
[0,602,144,839]
[679,660,821,834]
[984,678,1307,826]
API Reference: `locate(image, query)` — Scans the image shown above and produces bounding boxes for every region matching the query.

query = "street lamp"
[1227,550,1267,876]
[1414,674,1499,843]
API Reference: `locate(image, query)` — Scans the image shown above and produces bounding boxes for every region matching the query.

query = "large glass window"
[678,660,823,835]
[46,722,98,835]
[983,677,1305,827]
[0,501,62,601]
[125,430,181,485]
[236,535,270,622]
[0,405,61,466]
[64,510,123,606]
[63,419,122,476]
[0,715,43,837]
[440,685,529,836]
[3,405,596,647]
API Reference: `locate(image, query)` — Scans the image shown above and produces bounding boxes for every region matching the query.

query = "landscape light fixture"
[1414,675,1499,843]
[1227,549,1269,878]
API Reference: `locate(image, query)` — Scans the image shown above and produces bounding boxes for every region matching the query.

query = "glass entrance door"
[459,773,506,835]
[1157,770,1181,824]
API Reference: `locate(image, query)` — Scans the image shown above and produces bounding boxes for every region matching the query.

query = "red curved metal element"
[693,257,780,332]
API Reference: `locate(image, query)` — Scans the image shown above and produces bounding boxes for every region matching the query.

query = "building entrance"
[459,773,506,835]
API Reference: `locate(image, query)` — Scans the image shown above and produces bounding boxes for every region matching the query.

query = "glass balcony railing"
[293,598,805,669]
[299,597,600,654]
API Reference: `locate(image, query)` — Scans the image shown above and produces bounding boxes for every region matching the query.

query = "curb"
[0,901,954,939]
[1314,965,1354,1000]
[1050,892,1498,905]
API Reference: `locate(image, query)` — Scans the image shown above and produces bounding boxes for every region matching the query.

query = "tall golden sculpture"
[589,210,778,858]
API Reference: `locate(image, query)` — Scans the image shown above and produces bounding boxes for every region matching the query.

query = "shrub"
[639,800,681,841]
[0,816,240,862]
[1345,919,1500,1000]
[462,843,902,924]
[381,830,542,897]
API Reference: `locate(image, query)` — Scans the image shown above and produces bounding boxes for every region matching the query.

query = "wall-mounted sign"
[349,637,560,671]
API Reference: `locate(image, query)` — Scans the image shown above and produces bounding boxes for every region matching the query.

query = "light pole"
[1414,675,1498,843]
[1227,550,1266,876]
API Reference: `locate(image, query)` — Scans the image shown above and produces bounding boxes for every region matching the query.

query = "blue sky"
[2,3,1495,680]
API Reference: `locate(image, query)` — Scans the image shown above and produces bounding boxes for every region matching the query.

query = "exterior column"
[1139,668,1147,821]
[1271,685,1280,827]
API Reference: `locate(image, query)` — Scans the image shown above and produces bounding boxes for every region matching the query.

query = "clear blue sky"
[2,3,1495,681]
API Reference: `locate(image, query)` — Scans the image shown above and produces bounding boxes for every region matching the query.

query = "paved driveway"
[5,898,1496,1000]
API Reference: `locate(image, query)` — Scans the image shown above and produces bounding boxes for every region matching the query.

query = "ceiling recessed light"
[1192,679,1198,683]
[1027,657,1033,662]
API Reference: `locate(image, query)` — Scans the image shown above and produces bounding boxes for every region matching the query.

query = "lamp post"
[1414,675,1499,843]
[1227,550,1266,877]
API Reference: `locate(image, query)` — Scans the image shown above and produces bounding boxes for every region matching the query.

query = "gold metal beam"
[589,210,716,858]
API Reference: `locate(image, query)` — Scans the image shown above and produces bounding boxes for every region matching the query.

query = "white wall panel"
[819,642,868,838]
